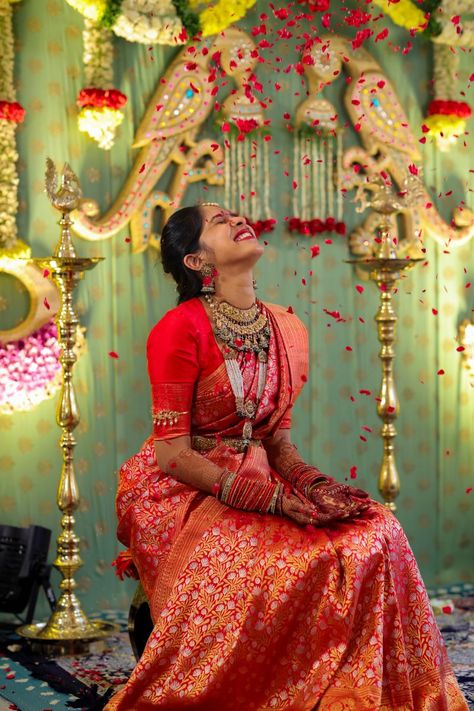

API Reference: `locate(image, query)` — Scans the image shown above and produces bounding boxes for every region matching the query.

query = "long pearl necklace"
[204,294,270,445]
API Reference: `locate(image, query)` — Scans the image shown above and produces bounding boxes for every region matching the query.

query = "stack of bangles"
[282,461,331,497]
[217,468,284,516]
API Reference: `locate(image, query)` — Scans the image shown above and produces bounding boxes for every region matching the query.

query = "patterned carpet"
[0,586,473,711]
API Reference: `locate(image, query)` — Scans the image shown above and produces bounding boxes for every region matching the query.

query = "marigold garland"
[371,0,427,32]
[188,0,257,37]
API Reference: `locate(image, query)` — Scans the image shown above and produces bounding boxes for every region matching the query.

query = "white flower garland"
[0,0,19,249]
[83,17,114,87]
[112,0,183,44]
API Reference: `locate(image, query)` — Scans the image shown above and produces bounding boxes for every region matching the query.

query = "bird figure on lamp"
[45,158,82,214]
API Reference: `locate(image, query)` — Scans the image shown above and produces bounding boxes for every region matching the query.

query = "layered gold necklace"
[204,293,270,442]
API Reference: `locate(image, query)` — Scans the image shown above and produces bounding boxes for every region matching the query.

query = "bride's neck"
[212,278,256,310]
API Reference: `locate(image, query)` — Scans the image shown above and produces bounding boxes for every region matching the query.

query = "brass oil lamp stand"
[346,175,423,512]
[17,159,119,654]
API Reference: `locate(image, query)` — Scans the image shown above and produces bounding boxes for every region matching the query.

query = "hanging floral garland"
[0,0,25,250]
[76,17,127,149]
[372,0,473,149]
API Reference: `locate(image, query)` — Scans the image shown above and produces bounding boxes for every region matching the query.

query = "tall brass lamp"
[346,174,424,512]
[17,159,120,654]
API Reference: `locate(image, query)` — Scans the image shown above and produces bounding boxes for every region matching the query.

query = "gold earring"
[199,262,216,293]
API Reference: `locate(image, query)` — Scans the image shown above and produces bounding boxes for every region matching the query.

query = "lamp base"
[16,620,120,656]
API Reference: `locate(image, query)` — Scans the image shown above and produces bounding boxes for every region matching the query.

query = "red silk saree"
[106,297,467,711]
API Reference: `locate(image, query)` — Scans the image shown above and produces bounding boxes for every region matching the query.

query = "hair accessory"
[199,262,216,294]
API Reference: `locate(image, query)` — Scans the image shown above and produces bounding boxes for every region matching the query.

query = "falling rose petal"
[359,389,371,395]
[43,269,50,278]
[456,346,465,352]
[466,487,472,494]
[189,82,199,94]
[345,346,352,352]
[301,374,307,382]
[437,369,445,375]
[310,245,320,258]
[387,406,395,413]
[350,466,357,479]
[362,425,372,433]
[377,80,385,89]
[109,351,119,359]
[356,284,364,294]
[139,164,146,174]
[292,180,298,189]
[43,297,50,310]
[222,122,231,133]
[125,237,131,243]
[419,137,427,144]
[408,164,418,175]
[432,308,438,315]
[354,123,361,132]
[375,28,389,42]
[359,435,367,442]
[421,124,430,133]
[155,104,163,111]
[287,305,294,313]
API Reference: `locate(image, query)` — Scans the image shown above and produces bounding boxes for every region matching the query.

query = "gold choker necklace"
[204,294,270,355]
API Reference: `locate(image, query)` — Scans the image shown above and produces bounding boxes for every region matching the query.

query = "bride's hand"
[281,494,319,526]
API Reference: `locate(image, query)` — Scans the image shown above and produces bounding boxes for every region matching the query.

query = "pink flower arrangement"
[0,320,61,413]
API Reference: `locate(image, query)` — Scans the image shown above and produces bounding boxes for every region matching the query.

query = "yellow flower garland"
[65,0,107,22]
[371,0,426,32]
[425,114,466,138]
[188,0,257,37]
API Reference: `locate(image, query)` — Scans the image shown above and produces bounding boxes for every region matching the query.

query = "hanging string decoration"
[289,124,345,236]
[289,46,345,237]
[219,37,275,236]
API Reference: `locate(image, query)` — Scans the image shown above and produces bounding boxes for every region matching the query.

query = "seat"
[128,581,153,661]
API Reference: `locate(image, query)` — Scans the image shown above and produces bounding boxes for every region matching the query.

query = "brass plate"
[17,620,121,656]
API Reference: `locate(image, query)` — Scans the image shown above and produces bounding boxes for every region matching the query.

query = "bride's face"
[197,205,264,268]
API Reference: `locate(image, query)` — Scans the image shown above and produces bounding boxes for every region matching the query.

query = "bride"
[106,203,467,710]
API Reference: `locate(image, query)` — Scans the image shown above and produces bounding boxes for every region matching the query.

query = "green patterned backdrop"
[0,0,472,615]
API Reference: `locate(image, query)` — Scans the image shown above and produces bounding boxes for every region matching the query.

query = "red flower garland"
[76,87,128,110]
[0,100,26,123]
[288,216,346,236]
[246,218,277,237]
[427,100,472,119]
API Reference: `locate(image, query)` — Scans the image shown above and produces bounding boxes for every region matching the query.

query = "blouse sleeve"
[146,309,200,441]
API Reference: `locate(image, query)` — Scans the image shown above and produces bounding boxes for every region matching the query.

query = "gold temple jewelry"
[17,159,119,654]
[153,409,190,427]
[191,435,263,453]
[347,174,423,513]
